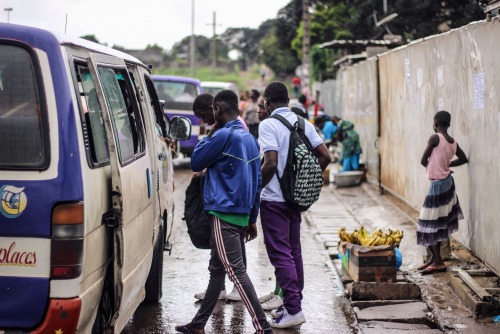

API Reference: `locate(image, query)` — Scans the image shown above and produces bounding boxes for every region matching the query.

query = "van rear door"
[87,53,154,324]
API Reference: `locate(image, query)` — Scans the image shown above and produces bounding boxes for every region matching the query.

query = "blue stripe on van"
[0,276,49,328]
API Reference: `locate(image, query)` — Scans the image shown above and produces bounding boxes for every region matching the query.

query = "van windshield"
[0,44,47,170]
[153,81,197,111]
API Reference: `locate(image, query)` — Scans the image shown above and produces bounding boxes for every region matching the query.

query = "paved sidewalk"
[304,174,500,333]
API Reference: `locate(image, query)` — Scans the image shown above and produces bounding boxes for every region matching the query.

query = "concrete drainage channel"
[334,261,443,333]
[304,187,444,333]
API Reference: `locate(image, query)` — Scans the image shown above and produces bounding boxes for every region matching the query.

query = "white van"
[201,81,240,99]
[0,23,191,333]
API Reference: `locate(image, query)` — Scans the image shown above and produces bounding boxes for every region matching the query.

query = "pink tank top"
[426,133,457,180]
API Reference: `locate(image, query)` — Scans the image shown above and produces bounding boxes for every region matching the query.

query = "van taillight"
[51,202,84,279]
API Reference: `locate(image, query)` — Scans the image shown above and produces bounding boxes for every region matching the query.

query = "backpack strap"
[271,114,315,152]
[271,113,294,131]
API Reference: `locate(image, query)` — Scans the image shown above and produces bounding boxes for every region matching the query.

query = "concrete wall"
[378,19,500,274]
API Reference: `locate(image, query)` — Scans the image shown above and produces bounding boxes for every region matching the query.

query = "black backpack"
[182,127,237,249]
[271,114,324,211]
[183,174,211,249]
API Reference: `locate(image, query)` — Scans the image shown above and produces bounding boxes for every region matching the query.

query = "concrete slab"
[359,321,442,333]
[355,301,428,322]
[361,328,442,334]
[347,282,421,300]
[352,299,425,309]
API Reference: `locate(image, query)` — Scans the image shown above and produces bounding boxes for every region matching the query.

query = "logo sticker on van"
[1,185,28,218]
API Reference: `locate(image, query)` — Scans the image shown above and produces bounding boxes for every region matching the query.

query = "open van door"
[87,53,154,330]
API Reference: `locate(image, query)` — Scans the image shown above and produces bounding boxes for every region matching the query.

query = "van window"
[154,81,198,111]
[144,76,168,138]
[0,44,48,169]
[75,63,110,165]
[97,67,146,164]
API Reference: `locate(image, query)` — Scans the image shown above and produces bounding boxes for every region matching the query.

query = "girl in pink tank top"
[416,111,468,275]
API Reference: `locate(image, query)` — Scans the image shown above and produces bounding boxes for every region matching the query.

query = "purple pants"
[260,200,303,314]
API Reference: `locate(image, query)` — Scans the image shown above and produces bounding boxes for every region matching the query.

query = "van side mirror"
[169,116,192,141]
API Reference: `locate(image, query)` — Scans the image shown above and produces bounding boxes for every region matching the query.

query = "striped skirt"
[417,174,464,246]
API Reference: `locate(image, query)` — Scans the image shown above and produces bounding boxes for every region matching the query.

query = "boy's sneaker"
[194,289,226,300]
[225,286,242,301]
[270,305,285,318]
[261,295,283,311]
[258,292,276,304]
[270,309,306,329]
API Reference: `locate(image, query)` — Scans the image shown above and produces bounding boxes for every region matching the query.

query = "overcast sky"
[2,0,291,50]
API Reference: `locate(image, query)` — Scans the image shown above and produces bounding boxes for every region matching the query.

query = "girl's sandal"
[417,262,431,271]
[421,265,447,275]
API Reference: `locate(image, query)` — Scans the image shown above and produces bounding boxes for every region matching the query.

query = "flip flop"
[421,265,447,275]
[417,262,432,271]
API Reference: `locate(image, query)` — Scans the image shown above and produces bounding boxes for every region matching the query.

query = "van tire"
[92,264,114,334]
[143,225,164,303]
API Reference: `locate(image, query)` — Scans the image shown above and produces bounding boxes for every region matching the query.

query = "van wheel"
[92,265,114,334]
[143,225,164,303]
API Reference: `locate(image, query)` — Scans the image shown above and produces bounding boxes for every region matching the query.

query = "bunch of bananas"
[338,226,404,247]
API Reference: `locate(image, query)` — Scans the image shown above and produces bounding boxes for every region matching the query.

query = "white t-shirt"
[258,107,323,202]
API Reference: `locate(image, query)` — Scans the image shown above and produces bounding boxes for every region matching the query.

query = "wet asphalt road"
[122,166,354,334]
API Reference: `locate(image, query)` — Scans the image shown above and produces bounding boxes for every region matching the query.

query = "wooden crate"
[348,247,397,282]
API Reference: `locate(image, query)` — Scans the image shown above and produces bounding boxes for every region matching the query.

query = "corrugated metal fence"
[319,18,500,275]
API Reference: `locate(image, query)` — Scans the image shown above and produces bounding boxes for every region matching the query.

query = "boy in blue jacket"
[176,90,272,334]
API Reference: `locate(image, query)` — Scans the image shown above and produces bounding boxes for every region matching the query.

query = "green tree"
[256,0,303,76]
[292,1,354,57]
[80,34,100,44]
[258,26,299,77]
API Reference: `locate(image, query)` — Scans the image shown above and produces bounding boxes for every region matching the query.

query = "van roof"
[0,23,144,65]
[201,81,237,88]
[152,75,201,86]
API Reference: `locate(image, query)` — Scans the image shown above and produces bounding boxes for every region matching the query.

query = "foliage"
[311,44,335,81]
[255,0,303,77]
[169,35,229,63]
[292,2,354,58]
[80,34,100,44]
[258,26,299,78]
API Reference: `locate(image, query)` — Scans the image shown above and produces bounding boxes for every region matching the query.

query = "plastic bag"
[395,247,403,269]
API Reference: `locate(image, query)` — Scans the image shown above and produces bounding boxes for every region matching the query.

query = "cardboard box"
[338,241,396,282]
[348,247,396,282]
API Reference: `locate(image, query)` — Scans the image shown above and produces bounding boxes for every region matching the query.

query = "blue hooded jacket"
[191,120,262,223]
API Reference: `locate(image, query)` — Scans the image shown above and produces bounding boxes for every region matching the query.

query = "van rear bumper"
[31,298,81,334]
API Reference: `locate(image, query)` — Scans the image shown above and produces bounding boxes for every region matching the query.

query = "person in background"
[239,91,249,115]
[417,111,468,275]
[176,90,272,334]
[337,120,362,172]
[243,89,260,138]
[290,94,308,120]
[259,81,331,329]
[314,115,338,148]
[291,76,301,98]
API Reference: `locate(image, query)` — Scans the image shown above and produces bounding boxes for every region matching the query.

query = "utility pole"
[301,0,311,93]
[4,7,13,24]
[211,11,217,72]
[190,0,195,77]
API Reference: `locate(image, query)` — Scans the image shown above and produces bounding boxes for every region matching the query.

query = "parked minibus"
[0,23,191,333]
[152,75,202,156]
